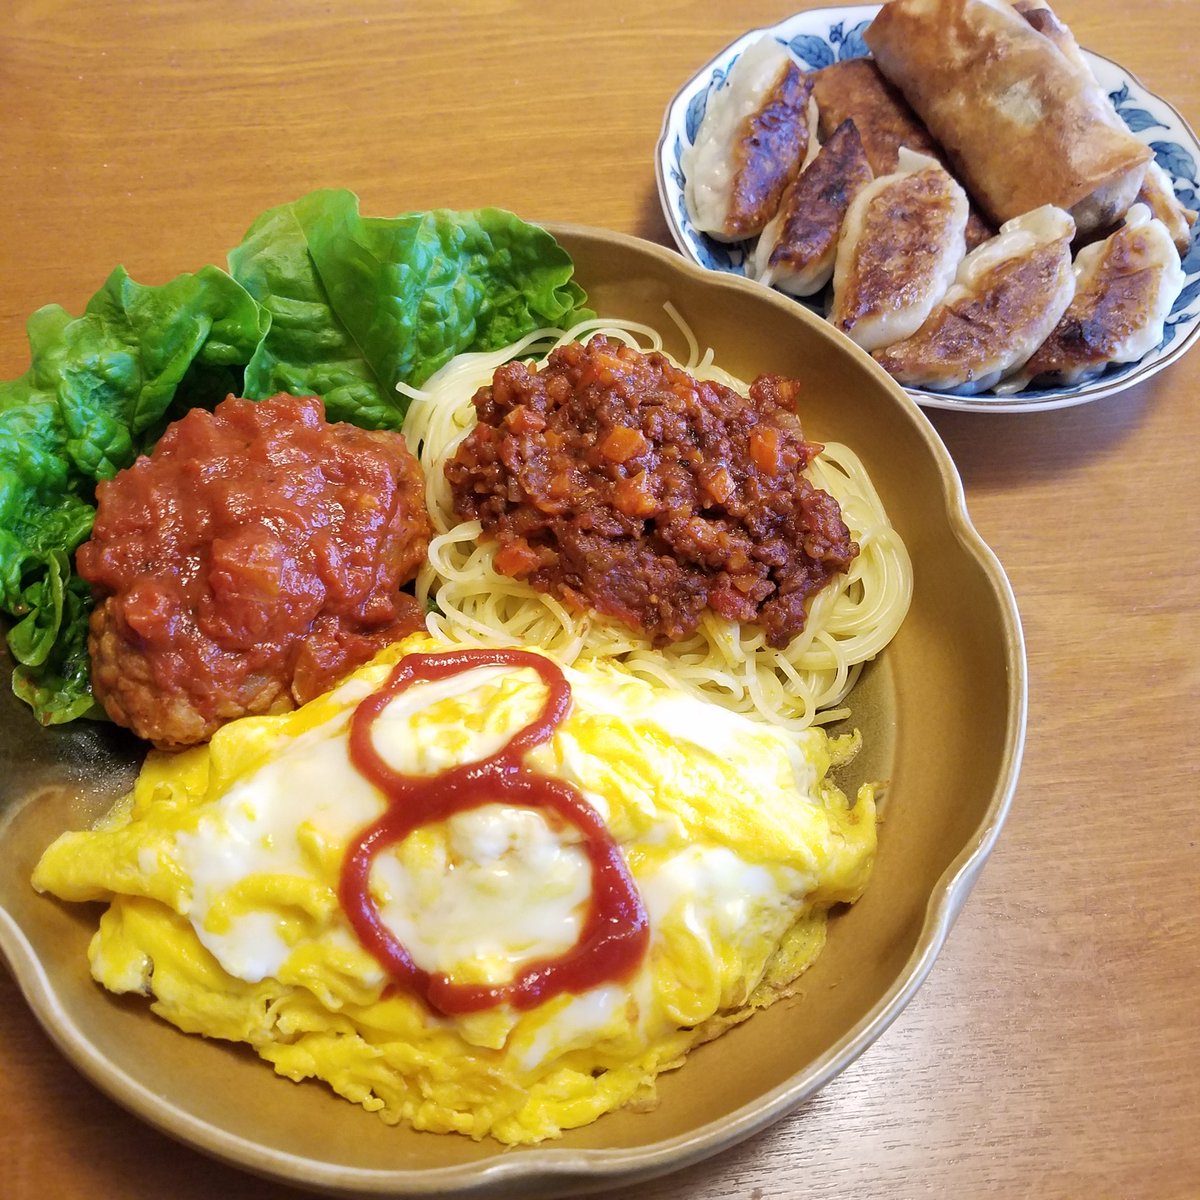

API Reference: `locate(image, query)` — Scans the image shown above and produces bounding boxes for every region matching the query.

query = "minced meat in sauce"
[445,336,858,648]
[76,393,431,748]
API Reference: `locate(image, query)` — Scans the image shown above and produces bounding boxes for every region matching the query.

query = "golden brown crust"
[766,119,874,272]
[835,167,964,330]
[1021,225,1172,378]
[874,241,1073,382]
[863,0,1152,231]
[727,63,814,237]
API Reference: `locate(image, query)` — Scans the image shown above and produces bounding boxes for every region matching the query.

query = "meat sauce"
[446,336,858,649]
[340,647,649,1015]
[76,393,431,748]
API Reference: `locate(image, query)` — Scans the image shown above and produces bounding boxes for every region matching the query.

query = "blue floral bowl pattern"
[654,4,1200,412]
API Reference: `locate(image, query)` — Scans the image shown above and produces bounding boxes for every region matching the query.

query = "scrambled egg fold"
[33,634,876,1144]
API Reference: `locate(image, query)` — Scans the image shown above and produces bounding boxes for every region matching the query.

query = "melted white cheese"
[372,803,592,982]
[175,714,386,981]
[172,657,816,1069]
[639,844,808,954]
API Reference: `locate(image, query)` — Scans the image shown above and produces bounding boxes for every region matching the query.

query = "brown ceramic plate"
[0,225,1026,1197]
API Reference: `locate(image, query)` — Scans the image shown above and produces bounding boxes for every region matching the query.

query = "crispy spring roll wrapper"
[863,0,1152,237]
[751,120,875,296]
[1002,203,1185,391]
[1013,0,1196,255]
[684,38,816,242]
[812,58,994,248]
[873,205,1077,393]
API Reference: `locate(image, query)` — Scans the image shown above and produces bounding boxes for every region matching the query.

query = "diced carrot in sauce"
[446,336,856,648]
[493,537,542,577]
[599,425,648,463]
[749,425,782,475]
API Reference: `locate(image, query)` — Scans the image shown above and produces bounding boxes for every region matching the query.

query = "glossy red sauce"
[338,647,649,1015]
[76,394,431,747]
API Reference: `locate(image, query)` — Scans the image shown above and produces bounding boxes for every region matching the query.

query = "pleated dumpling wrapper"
[829,148,969,353]
[684,37,816,242]
[1002,203,1186,392]
[873,205,1077,394]
[751,119,874,297]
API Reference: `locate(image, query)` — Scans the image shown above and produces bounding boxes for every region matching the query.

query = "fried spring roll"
[863,0,1152,236]
[1013,0,1196,255]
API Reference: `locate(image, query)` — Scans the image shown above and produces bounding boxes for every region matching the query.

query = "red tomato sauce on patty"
[76,393,431,747]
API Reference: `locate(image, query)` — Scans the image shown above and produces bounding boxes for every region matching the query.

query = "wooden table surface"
[2,2,1197,1197]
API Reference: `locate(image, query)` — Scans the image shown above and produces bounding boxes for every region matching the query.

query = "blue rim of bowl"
[654,3,1200,413]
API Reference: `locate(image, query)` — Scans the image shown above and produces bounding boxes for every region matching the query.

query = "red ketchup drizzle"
[338,648,650,1016]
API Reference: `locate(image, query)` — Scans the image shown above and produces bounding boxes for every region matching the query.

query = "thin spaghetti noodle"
[400,317,912,734]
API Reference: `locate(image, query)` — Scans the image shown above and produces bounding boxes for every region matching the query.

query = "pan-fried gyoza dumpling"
[873,205,1077,393]
[829,148,969,352]
[751,119,874,296]
[1135,162,1197,258]
[683,38,816,242]
[1002,203,1186,391]
[811,58,993,250]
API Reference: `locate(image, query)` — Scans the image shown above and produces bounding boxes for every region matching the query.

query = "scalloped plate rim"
[0,225,1027,1196]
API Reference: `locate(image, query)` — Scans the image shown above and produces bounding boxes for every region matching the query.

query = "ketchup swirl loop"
[338,648,650,1016]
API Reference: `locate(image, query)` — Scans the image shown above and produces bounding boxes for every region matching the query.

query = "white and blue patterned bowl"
[654,4,1200,412]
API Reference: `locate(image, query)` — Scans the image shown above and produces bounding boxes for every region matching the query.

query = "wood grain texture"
[1,2,1197,1198]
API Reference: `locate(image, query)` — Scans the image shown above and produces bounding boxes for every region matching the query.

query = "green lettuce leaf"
[4,192,592,727]
[228,190,397,427]
[0,266,269,724]
[0,365,96,723]
[11,570,99,724]
[0,309,98,614]
[57,264,269,480]
[229,189,592,428]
